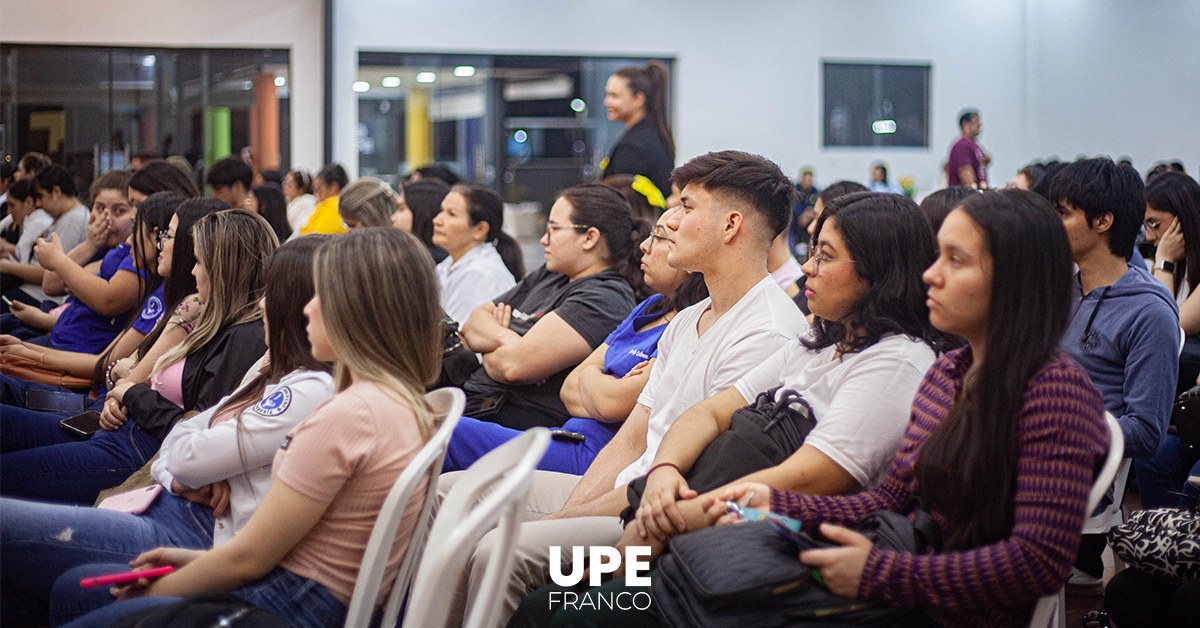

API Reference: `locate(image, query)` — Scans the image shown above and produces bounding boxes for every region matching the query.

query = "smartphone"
[97,484,163,515]
[549,429,586,444]
[725,502,813,548]
[60,411,103,439]
[79,565,174,588]
[2,295,12,308]
[25,388,87,413]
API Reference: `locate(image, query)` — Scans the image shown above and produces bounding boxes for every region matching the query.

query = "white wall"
[0,0,325,172]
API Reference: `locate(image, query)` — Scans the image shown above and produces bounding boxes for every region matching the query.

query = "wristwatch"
[1156,260,1177,273]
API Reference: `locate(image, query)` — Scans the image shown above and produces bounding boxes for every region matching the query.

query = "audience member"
[258,168,284,187]
[920,186,977,234]
[444,208,706,473]
[1143,172,1200,387]
[337,177,399,230]
[129,152,159,171]
[31,164,89,259]
[408,163,462,186]
[0,178,54,302]
[789,167,819,251]
[281,168,316,233]
[1030,160,1067,201]
[247,183,292,242]
[794,180,868,314]
[433,184,524,323]
[205,157,253,209]
[1052,157,1179,594]
[0,161,15,214]
[0,207,272,505]
[440,150,809,627]
[1007,163,1044,191]
[868,162,903,194]
[14,152,51,181]
[128,161,201,205]
[47,228,444,628]
[299,163,348,235]
[602,62,675,198]
[458,183,642,431]
[400,177,450,262]
[946,109,991,188]
[0,236,334,628]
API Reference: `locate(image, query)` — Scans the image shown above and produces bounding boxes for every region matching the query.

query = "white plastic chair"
[1028,412,1125,628]
[343,387,466,628]
[402,427,551,628]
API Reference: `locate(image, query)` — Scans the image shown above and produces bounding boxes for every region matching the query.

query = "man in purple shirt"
[946,109,991,188]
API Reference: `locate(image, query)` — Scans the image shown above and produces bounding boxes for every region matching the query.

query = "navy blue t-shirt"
[602,294,668,377]
[50,243,140,353]
[131,285,165,335]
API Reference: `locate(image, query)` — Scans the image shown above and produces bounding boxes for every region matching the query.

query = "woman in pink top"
[57,228,444,628]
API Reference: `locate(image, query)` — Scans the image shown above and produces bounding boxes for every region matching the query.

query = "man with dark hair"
[30,165,89,258]
[439,150,809,626]
[205,156,254,208]
[1053,157,1179,594]
[946,109,991,188]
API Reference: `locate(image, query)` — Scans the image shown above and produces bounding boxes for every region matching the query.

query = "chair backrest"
[402,427,551,628]
[343,387,465,628]
[1028,412,1125,628]
[1081,412,1129,535]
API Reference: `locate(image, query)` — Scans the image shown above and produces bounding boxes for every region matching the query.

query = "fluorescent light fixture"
[514,130,528,143]
[353,81,370,93]
[871,120,897,134]
[274,76,286,87]
[381,76,401,88]
[570,98,586,112]
[416,72,436,83]
[454,66,476,77]
[141,55,156,67]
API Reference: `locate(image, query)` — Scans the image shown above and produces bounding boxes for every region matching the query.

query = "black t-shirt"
[603,118,674,199]
[463,265,636,430]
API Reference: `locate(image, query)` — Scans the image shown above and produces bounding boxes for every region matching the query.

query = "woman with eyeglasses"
[432,184,523,324]
[456,183,646,436]
[445,208,706,474]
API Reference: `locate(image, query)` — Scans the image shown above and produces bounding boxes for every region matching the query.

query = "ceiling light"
[142,55,156,67]
[381,76,401,88]
[871,120,897,134]
[454,66,476,77]
[353,81,370,93]
[274,76,286,87]
[416,72,436,83]
[514,130,528,143]
[570,98,586,112]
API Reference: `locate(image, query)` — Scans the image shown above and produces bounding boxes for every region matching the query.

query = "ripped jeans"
[0,491,215,627]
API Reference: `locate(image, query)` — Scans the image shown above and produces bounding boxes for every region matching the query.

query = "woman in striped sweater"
[705,189,1110,628]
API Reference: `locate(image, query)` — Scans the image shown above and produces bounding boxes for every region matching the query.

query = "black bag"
[436,315,480,390]
[1170,387,1200,466]
[653,510,942,628]
[626,387,815,517]
[108,591,288,628]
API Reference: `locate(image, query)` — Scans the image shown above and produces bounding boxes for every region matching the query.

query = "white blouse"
[437,242,517,323]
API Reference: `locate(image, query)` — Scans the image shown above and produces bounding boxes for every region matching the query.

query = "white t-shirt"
[286,194,318,235]
[614,276,810,487]
[16,205,87,303]
[734,333,936,489]
[12,209,53,264]
[153,363,335,546]
[437,242,518,323]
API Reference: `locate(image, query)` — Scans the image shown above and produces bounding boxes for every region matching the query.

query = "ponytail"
[451,183,526,281]
[615,61,674,161]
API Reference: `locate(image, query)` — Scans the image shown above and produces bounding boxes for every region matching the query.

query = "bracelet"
[105,360,119,388]
[648,462,682,477]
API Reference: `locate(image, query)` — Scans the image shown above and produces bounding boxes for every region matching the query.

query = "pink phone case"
[96,484,164,514]
[80,565,174,588]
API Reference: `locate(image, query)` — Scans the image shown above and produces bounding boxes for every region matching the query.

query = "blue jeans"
[1,374,94,412]
[1136,434,1200,509]
[0,492,215,627]
[1,406,161,504]
[445,417,620,474]
[53,565,347,628]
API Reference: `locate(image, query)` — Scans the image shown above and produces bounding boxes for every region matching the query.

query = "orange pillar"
[251,73,280,171]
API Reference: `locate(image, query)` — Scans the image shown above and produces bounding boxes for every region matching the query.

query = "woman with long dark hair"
[247,183,292,242]
[0,237,335,628]
[127,161,200,206]
[601,61,675,199]
[457,183,646,432]
[399,177,450,262]
[432,183,523,323]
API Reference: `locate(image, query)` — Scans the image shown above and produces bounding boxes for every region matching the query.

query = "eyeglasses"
[647,231,671,252]
[810,251,856,275]
[157,231,175,251]
[545,222,589,239]
[1144,219,1163,232]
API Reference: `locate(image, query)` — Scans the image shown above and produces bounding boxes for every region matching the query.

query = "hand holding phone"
[79,565,174,588]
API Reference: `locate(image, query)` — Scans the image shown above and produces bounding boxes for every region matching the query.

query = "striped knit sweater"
[770,347,1108,628]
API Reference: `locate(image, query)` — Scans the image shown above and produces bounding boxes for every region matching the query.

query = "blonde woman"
[0,208,274,506]
[55,228,444,628]
[338,177,400,230]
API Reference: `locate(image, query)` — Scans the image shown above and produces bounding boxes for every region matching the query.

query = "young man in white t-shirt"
[440,150,810,627]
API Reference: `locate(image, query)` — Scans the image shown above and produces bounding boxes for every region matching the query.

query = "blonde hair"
[338,177,399,227]
[156,209,278,371]
[312,228,442,440]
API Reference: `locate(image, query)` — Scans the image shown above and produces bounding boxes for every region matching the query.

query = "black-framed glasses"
[810,251,856,275]
[545,222,589,239]
[647,230,671,251]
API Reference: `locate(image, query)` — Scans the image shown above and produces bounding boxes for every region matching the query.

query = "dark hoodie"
[1064,261,1179,458]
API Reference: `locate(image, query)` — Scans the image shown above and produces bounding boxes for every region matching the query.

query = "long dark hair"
[914,189,1074,551]
[804,192,953,355]
[89,192,184,390]
[1145,172,1200,295]
[558,183,651,298]
[403,178,450,250]
[451,183,525,281]
[129,160,200,198]
[251,183,293,241]
[614,61,674,161]
[215,235,333,419]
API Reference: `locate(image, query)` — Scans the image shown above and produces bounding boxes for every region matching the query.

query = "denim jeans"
[1,374,94,413]
[0,406,161,504]
[0,492,215,627]
[53,565,347,628]
[1136,434,1200,509]
[445,417,619,474]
